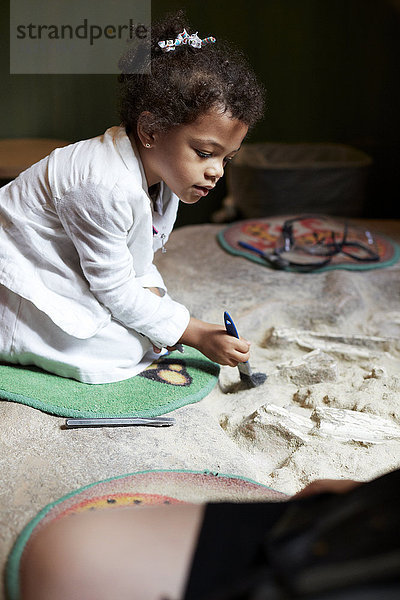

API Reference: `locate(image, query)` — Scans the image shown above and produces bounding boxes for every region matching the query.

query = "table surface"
[0,138,70,179]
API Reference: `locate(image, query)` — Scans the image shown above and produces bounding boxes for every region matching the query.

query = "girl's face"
[139,108,248,204]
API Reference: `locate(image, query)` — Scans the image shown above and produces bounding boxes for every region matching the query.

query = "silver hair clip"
[158,28,216,53]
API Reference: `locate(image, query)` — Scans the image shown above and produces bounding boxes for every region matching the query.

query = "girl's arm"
[55,185,248,366]
[55,183,189,348]
[146,290,250,366]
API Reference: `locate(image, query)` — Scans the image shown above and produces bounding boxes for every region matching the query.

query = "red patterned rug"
[218,216,399,271]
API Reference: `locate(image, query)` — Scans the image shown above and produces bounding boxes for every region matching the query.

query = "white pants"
[0,286,161,384]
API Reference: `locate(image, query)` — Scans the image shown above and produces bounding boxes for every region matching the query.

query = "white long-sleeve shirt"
[0,126,190,348]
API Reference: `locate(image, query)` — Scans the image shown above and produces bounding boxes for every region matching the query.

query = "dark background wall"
[1,0,399,222]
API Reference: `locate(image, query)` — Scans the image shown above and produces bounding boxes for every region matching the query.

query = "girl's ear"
[136,112,157,148]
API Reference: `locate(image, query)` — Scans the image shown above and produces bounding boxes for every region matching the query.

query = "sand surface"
[1,219,400,598]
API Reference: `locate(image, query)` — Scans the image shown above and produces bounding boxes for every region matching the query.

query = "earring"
[145,143,151,148]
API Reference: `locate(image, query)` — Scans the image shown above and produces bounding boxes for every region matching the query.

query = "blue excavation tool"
[224,311,267,388]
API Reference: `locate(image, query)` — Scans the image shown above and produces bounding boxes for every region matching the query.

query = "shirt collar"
[113,125,165,215]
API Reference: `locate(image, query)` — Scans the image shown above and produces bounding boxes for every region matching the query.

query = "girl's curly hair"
[118,10,264,134]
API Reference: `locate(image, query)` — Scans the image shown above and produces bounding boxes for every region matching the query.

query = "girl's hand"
[178,317,250,366]
[293,478,362,499]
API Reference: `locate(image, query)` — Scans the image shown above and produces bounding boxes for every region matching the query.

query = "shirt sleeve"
[54,182,190,348]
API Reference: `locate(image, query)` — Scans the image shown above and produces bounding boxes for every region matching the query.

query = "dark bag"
[205,470,400,599]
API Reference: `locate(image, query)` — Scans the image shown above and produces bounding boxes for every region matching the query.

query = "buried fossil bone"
[241,403,400,446]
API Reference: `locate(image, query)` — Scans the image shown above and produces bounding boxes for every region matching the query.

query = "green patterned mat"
[0,347,220,418]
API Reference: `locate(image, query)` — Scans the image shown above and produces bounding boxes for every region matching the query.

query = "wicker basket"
[227,143,372,218]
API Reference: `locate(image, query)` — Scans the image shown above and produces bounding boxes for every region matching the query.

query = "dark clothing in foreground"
[185,469,400,600]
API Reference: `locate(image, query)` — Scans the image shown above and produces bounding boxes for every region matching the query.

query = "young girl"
[0,12,264,384]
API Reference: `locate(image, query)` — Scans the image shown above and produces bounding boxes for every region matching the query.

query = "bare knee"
[20,514,100,600]
[20,504,204,600]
